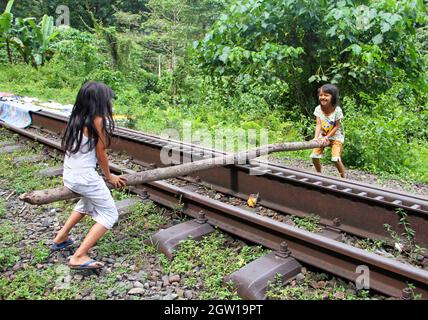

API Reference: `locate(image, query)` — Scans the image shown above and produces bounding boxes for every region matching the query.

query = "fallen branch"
[20,140,328,205]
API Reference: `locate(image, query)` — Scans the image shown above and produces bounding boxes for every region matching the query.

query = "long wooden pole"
[20,140,327,205]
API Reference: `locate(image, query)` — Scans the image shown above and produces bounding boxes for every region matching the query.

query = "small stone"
[151,294,161,300]
[133,281,144,288]
[334,292,345,300]
[150,270,160,280]
[214,193,222,200]
[36,264,43,269]
[162,275,170,286]
[295,273,305,283]
[74,274,84,281]
[149,281,156,287]
[103,258,115,264]
[12,262,22,271]
[128,288,145,295]
[285,220,296,227]
[169,275,181,283]
[184,290,193,299]
[144,283,150,289]
[163,294,178,300]
[176,289,184,298]
[41,218,52,227]
[156,280,163,288]
[166,288,174,295]
[128,274,138,281]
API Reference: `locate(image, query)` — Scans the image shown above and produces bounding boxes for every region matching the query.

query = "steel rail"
[27,110,428,250]
[3,121,428,298]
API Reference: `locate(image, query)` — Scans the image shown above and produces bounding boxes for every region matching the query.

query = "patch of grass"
[96,202,168,258]
[265,273,373,300]
[160,231,267,300]
[291,214,321,233]
[0,222,24,270]
[406,283,423,300]
[354,238,386,253]
[122,201,169,235]
[384,208,426,263]
[0,265,78,300]
[0,63,79,105]
[0,198,6,219]
[111,188,133,201]
[0,221,23,245]
[0,141,63,194]
[32,240,51,264]
[96,232,144,257]
[0,247,21,270]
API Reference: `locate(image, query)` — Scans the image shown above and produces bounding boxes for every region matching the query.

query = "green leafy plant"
[32,240,50,264]
[1,1,58,67]
[291,214,321,233]
[0,198,6,219]
[384,208,426,263]
[195,0,427,113]
[0,0,15,63]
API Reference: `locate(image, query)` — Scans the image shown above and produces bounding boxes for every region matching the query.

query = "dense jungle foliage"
[0,0,427,182]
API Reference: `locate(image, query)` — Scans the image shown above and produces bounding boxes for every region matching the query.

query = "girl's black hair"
[317,84,340,106]
[62,81,115,154]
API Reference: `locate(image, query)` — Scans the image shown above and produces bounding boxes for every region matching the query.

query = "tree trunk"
[19,140,327,205]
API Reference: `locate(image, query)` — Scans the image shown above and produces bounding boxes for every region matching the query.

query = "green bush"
[342,83,428,181]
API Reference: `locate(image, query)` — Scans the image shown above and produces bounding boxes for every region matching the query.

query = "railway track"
[1,108,428,299]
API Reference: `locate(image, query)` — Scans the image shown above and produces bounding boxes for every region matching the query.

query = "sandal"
[69,259,104,270]
[51,239,74,251]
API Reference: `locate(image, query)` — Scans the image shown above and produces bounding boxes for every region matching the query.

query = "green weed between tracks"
[265,273,373,300]
[291,214,321,233]
[0,221,23,270]
[0,129,63,194]
[159,231,267,299]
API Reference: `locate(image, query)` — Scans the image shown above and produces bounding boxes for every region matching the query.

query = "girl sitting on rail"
[310,84,346,178]
[51,81,127,269]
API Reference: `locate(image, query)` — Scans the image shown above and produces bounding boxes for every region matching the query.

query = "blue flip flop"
[69,259,104,270]
[51,239,74,251]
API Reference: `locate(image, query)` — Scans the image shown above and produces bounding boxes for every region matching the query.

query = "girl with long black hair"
[52,81,127,269]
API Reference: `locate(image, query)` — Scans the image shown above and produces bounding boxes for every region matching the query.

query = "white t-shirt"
[314,105,344,143]
[63,135,97,171]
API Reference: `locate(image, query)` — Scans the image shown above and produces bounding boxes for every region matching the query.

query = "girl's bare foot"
[69,255,104,268]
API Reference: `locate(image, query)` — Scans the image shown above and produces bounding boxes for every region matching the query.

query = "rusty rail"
[2,118,428,298]
[29,110,428,250]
